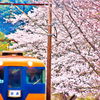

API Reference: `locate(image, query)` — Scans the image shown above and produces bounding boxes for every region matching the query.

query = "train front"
[0,51,45,100]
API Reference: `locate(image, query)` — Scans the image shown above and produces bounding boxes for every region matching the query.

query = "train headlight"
[0,61,3,66]
[28,61,33,66]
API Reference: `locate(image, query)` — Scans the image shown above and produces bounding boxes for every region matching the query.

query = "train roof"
[0,51,45,67]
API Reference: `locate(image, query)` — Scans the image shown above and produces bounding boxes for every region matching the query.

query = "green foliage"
[0,31,9,52]
[51,93,96,100]
[77,95,95,100]
[51,93,67,100]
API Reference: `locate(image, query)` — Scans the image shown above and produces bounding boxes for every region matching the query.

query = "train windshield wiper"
[33,78,41,85]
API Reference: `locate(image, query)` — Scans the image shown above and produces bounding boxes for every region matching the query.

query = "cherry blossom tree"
[6,0,100,98]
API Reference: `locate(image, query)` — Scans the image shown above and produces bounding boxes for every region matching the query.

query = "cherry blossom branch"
[61,20,100,76]
[66,8,98,52]
[50,5,100,75]
[75,85,100,90]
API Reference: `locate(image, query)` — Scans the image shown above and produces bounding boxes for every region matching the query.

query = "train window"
[26,68,45,84]
[9,68,21,88]
[0,68,4,83]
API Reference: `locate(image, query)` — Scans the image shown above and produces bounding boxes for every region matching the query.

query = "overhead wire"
[0,2,49,51]
[5,3,49,36]
[0,1,50,50]
[14,5,48,34]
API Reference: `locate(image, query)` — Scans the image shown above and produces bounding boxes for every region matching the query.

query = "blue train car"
[0,51,45,100]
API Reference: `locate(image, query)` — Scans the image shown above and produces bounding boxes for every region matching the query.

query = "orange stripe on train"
[25,94,45,100]
[0,93,3,100]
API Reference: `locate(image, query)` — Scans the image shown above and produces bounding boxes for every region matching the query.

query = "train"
[0,51,45,100]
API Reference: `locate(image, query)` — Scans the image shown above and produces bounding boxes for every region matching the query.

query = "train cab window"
[0,68,4,83]
[9,68,21,88]
[26,68,45,84]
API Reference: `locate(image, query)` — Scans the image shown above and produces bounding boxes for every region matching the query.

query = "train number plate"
[8,90,21,98]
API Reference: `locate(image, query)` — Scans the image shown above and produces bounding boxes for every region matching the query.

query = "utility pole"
[46,0,52,100]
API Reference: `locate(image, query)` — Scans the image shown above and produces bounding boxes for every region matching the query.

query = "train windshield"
[9,68,21,88]
[26,67,45,84]
[0,68,4,83]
